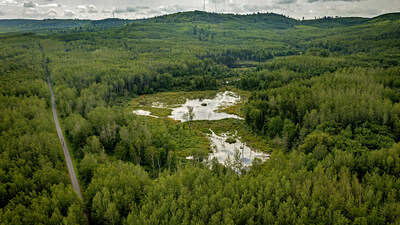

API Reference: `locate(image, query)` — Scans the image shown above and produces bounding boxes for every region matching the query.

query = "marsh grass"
[131,90,220,108]
[191,119,272,153]
[128,87,250,117]
[126,88,263,157]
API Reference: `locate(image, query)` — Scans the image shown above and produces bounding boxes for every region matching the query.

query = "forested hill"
[146,11,296,28]
[147,11,400,28]
[0,18,133,33]
[1,10,400,225]
[1,11,400,33]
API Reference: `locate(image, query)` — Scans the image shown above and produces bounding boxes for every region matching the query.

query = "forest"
[1,11,400,224]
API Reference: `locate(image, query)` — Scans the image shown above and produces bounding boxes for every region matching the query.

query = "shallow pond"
[169,91,242,121]
[132,109,158,118]
[207,130,269,167]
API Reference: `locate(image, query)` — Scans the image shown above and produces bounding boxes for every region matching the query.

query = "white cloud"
[0,0,18,6]
[48,9,57,15]
[1,0,399,20]
[243,5,273,12]
[22,8,50,17]
[113,6,149,14]
[64,10,75,17]
[158,5,185,13]
[23,1,38,8]
[77,4,98,14]
[39,3,61,8]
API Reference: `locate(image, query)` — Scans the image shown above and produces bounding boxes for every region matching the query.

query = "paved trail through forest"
[39,44,83,199]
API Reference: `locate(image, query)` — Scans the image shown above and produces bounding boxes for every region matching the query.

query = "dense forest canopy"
[1,11,400,224]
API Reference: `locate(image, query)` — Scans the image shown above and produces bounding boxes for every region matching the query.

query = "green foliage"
[225,137,237,144]
[85,161,150,224]
[0,39,84,224]
[244,68,400,152]
[127,148,400,224]
[2,11,400,225]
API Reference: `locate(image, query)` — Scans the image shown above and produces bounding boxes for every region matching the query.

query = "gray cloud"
[158,5,185,13]
[48,8,57,15]
[147,9,161,14]
[0,10,5,15]
[1,0,399,20]
[63,10,75,17]
[22,8,59,18]
[243,4,271,11]
[113,6,149,14]
[307,0,361,2]
[113,7,134,14]
[227,4,282,13]
[209,0,225,3]
[77,5,98,14]
[278,0,297,4]
[23,1,38,8]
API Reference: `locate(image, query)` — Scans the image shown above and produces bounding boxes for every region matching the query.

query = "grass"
[216,88,251,117]
[126,87,268,157]
[130,90,220,108]
[190,119,272,153]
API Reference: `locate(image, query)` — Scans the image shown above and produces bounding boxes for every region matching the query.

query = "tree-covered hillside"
[1,11,400,224]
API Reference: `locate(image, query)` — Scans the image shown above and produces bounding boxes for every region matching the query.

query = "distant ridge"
[368,12,400,23]
[0,11,399,33]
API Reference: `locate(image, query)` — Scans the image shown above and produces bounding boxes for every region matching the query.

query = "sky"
[0,0,399,20]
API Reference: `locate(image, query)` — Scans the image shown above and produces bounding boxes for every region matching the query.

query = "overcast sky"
[0,0,399,20]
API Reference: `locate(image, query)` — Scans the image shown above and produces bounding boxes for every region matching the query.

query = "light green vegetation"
[217,88,250,117]
[128,90,219,117]
[131,90,220,108]
[128,87,250,117]
[191,119,272,153]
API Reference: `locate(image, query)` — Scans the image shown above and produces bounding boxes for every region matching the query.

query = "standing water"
[208,130,269,167]
[169,91,242,121]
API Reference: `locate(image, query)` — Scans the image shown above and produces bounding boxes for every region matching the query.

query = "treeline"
[46,39,221,107]
[0,36,85,224]
[1,11,400,225]
[126,144,400,224]
[63,108,206,179]
[242,66,400,150]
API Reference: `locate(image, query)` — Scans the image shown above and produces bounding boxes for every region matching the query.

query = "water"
[169,91,242,121]
[132,110,158,118]
[207,130,269,167]
[133,92,268,168]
